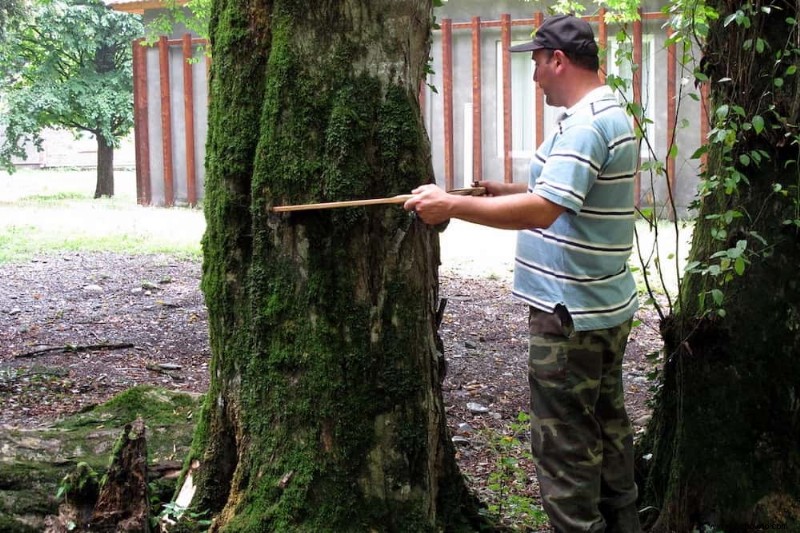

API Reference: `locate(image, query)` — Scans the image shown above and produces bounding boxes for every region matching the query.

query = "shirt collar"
[562,85,615,118]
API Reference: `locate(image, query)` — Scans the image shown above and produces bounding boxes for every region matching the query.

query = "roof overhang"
[104,1,188,15]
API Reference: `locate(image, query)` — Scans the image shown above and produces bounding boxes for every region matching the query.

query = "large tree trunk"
[94,135,114,198]
[189,1,479,531]
[638,1,800,531]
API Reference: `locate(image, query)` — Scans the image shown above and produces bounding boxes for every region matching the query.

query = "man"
[404,14,642,533]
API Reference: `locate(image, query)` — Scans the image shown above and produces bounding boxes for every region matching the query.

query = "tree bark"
[190,1,479,531]
[94,135,115,198]
[638,1,800,530]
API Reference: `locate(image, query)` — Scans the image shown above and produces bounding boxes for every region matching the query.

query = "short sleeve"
[532,124,607,214]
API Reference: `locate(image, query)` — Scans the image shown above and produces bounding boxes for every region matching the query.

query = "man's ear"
[552,49,567,67]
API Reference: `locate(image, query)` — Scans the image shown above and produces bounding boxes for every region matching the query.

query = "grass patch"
[0,218,203,263]
[18,191,92,203]
[0,169,204,264]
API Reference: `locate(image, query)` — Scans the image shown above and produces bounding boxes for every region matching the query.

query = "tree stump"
[90,418,150,532]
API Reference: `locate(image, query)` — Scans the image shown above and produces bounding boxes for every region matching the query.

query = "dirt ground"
[0,249,663,530]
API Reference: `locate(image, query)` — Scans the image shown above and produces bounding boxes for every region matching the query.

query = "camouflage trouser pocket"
[527,305,573,382]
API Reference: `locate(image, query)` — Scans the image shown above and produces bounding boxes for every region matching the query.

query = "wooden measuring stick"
[271,187,485,213]
[272,194,413,212]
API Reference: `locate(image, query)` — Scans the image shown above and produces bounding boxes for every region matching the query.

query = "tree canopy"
[0,0,143,195]
[0,0,25,39]
[144,0,211,42]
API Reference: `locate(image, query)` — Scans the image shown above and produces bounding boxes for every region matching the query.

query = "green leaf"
[711,289,724,305]
[690,145,709,159]
[684,260,701,273]
[752,115,765,134]
[723,12,737,26]
[668,144,679,159]
[734,257,746,275]
[739,154,751,166]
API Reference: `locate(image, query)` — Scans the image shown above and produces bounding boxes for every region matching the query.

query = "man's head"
[511,15,601,108]
[510,15,599,72]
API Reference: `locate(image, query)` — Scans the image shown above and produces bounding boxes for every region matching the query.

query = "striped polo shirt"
[513,86,639,331]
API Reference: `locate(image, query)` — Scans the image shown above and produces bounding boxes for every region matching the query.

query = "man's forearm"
[449,192,564,230]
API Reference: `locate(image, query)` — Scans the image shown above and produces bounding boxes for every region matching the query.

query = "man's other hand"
[403,184,453,225]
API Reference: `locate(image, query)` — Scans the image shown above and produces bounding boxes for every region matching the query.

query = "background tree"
[638,0,800,530]
[144,0,211,42]
[0,0,143,198]
[186,0,480,530]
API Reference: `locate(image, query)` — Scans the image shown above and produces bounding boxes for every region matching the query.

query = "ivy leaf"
[684,260,701,273]
[723,12,738,26]
[690,145,709,159]
[734,257,746,275]
[711,289,724,305]
[752,115,765,134]
[668,144,679,159]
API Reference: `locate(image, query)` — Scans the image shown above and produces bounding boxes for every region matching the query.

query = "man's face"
[532,49,562,107]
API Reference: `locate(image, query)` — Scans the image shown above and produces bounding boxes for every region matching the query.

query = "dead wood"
[90,418,151,532]
[14,342,135,359]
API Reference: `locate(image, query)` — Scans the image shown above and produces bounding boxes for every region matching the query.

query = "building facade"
[109,0,706,216]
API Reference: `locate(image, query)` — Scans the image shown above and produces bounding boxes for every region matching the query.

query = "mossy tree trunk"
[190,1,478,531]
[639,1,800,531]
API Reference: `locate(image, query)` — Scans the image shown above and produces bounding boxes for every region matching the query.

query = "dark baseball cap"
[509,14,598,56]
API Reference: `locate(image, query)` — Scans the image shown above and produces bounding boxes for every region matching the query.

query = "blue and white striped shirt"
[513,86,638,331]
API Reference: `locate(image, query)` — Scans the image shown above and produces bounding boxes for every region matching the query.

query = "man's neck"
[562,74,603,109]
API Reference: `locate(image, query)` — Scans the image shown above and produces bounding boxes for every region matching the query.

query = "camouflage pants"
[528,306,641,533]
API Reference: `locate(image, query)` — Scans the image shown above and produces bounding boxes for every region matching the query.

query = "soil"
[0,251,663,530]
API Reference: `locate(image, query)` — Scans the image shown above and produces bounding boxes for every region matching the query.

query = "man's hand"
[403,184,453,225]
[476,180,527,196]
